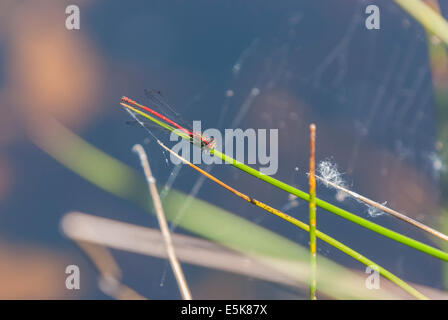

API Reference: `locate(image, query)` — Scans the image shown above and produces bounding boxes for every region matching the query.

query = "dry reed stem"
[133,144,192,300]
[315,175,448,243]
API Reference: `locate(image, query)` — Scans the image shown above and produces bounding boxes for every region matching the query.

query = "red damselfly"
[121,91,215,149]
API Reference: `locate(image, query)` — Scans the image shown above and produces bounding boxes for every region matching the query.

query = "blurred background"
[0,0,448,299]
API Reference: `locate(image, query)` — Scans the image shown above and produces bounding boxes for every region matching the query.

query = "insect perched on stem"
[121,91,216,149]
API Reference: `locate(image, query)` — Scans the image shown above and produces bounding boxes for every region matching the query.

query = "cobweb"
[166,0,440,226]
[235,1,436,216]
[150,0,443,291]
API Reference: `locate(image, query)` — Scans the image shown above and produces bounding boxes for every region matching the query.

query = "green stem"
[125,100,448,261]
[394,0,448,45]
[309,124,317,300]
[211,149,448,261]
[268,209,428,300]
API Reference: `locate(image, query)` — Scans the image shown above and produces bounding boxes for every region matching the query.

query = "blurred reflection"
[0,0,445,299]
[2,1,103,127]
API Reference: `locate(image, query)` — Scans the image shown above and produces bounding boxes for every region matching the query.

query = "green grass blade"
[394,0,448,45]
[211,149,448,261]
[309,124,317,300]
[125,98,448,261]
[269,209,428,300]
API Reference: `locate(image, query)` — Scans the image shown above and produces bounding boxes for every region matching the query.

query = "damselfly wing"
[122,91,215,149]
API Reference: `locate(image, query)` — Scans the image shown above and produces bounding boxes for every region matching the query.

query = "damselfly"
[121,90,215,149]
